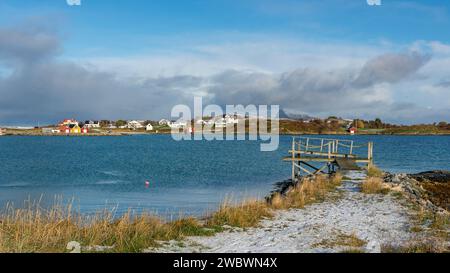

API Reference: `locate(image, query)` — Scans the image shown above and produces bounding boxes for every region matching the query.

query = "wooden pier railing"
[284,137,373,181]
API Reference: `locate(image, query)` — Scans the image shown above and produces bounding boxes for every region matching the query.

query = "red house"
[349,127,357,135]
[60,125,71,134]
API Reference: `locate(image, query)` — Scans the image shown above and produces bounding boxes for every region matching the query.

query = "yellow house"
[70,125,82,134]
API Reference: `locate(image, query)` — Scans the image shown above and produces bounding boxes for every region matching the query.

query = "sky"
[0,0,449,125]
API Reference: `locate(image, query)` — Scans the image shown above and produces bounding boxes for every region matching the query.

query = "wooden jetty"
[284,137,373,181]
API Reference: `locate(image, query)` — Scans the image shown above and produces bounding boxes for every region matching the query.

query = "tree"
[317,124,327,134]
[116,120,127,128]
[100,120,110,127]
[374,118,383,129]
[143,120,155,126]
[438,121,448,129]
[354,119,365,129]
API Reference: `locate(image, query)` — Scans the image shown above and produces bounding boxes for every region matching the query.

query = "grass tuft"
[361,177,389,194]
[314,232,366,249]
[168,218,217,237]
[269,174,343,210]
[381,241,447,253]
[341,248,366,253]
[367,165,383,178]
[206,199,273,228]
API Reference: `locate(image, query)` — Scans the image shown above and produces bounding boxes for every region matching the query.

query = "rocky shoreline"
[152,171,425,253]
[270,170,450,215]
[384,170,450,214]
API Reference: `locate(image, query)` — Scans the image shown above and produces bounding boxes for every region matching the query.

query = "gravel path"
[151,171,416,253]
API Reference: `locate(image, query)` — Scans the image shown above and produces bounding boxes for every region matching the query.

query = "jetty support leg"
[291,138,296,181]
[367,142,374,169]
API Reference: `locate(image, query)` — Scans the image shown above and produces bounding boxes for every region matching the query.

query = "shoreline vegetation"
[0,168,448,253]
[3,130,450,137]
[1,118,450,136]
[0,174,343,253]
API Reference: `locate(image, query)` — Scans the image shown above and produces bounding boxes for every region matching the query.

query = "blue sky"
[2,0,450,56]
[0,0,449,124]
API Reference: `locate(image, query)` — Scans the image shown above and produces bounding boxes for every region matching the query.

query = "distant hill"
[280,109,315,120]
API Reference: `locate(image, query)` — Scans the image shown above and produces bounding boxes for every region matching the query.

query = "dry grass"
[401,202,449,253]
[413,207,449,240]
[336,233,367,248]
[270,173,343,210]
[313,232,366,249]
[361,177,389,194]
[341,248,365,253]
[0,200,212,253]
[209,174,343,228]
[206,199,273,228]
[430,213,450,231]
[0,174,344,253]
[367,165,383,178]
[381,239,448,253]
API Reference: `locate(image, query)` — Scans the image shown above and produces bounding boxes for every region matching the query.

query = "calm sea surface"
[0,135,448,216]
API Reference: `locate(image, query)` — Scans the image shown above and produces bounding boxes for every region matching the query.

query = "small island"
[1,117,450,137]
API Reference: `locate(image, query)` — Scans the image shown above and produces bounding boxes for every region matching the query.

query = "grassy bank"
[360,166,449,253]
[0,201,216,253]
[0,174,343,253]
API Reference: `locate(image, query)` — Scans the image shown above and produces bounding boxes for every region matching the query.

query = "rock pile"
[384,170,450,213]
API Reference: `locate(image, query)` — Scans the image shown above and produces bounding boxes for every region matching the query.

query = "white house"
[41,128,54,134]
[84,120,100,128]
[224,115,239,124]
[196,119,206,125]
[215,119,227,128]
[159,119,171,126]
[60,119,79,127]
[127,120,144,130]
[169,121,187,129]
[211,115,239,128]
[343,119,354,123]
[146,124,154,131]
[106,123,117,129]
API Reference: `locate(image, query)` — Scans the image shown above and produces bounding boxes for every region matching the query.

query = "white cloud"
[77,37,384,79]
[1,24,449,124]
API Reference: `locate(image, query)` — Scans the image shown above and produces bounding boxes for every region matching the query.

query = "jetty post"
[367,141,374,168]
[291,137,296,181]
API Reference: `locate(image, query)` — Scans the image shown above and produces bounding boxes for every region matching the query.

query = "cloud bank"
[0,23,449,125]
